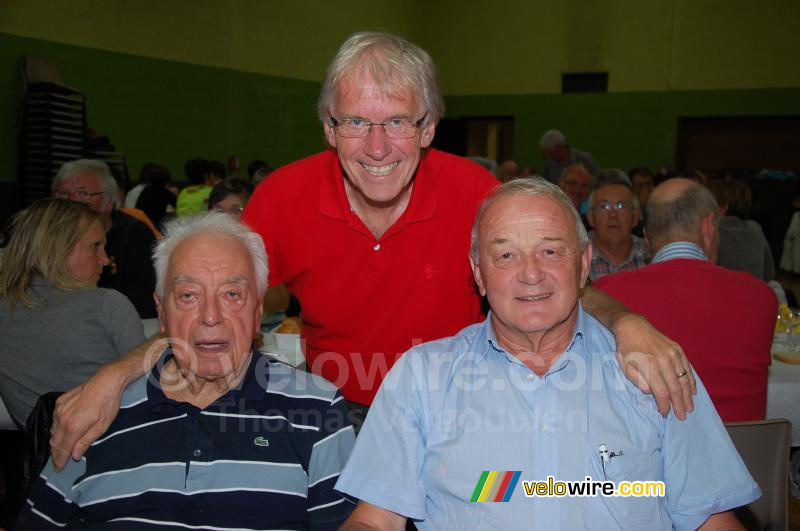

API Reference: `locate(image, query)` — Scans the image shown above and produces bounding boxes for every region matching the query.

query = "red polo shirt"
[244,148,497,404]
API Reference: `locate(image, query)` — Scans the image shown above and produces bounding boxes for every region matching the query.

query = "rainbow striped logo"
[470,471,522,502]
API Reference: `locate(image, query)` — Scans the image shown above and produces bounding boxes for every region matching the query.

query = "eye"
[386,118,405,128]
[348,118,366,128]
[225,290,241,299]
[495,251,515,265]
[179,291,196,302]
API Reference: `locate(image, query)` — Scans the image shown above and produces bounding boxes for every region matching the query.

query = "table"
[768,357,800,446]
[259,328,306,368]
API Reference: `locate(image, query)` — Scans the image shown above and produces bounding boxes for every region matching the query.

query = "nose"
[98,248,110,267]
[518,254,545,285]
[363,123,390,160]
[200,295,223,327]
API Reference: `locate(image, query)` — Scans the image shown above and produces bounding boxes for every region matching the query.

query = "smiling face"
[323,73,436,211]
[471,194,590,350]
[66,220,109,285]
[157,233,263,384]
[587,184,639,246]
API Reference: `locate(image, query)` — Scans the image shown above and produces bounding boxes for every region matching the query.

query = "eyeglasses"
[328,112,427,139]
[54,189,105,201]
[594,201,633,212]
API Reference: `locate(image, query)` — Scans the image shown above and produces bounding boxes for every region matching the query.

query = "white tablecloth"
[768,357,800,446]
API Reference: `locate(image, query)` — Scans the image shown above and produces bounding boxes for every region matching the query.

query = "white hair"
[470,177,589,263]
[152,212,268,299]
[539,129,566,149]
[317,31,444,127]
[53,159,121,210]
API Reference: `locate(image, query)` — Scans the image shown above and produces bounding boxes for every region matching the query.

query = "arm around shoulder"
[698,511,744,531]
[49,334,166,470]
[339,501,407,531]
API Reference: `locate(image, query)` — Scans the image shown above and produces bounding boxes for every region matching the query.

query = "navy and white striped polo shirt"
[19,349,356,530]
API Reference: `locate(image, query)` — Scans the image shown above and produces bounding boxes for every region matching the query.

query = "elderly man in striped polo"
[18,213,355,530]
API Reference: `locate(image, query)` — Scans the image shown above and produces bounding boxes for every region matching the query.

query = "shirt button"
[527,374,534,380]
[193,449,202,457]
[373,244,381,251]
[541,424,549,434]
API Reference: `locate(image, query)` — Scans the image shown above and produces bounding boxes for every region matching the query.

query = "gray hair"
[152,212,268,299]
[645,180,719,245]
[540,129,566,149]
[588,168,639,210]
[470,177,589,263]
[317,31,444,127]
[53,159,121,210]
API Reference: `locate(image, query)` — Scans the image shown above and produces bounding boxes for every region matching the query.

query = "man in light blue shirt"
[337,178,757,530]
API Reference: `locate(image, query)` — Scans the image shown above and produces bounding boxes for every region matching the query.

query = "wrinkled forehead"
[594,184,634,202]
[480,194,577,243]
[332,66,421,114]
[168,234,255,285]
[60,171,104,188]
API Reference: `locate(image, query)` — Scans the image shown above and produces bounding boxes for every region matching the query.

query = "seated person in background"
[586,169,650,281]
[177,159,226,216]
[0,199,144,427]
[208,178,253,221]
[630,166,655,209]
[337,179,757,530]
[540,129,599,183]
[707,179,775,281]
[17,213,355,530]
[557,162,593,219]
[135,162,177,228]
[248,159,273,187]
[53,159,159,318]
[594,178,777,421]
[495,160,520,182]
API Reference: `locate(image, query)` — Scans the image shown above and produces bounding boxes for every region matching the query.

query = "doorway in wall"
[433,116,514,163]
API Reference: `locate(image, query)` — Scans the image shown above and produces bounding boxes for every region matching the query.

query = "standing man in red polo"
[240,32,694,413]
[49,32,695,467]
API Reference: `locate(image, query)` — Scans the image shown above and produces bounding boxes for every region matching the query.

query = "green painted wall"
[0,32,326,185]
[445,87,800,172]
[422,0,800,94]
[1,1,799,188]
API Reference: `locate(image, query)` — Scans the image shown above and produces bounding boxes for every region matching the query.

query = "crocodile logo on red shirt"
[424,264,438,279]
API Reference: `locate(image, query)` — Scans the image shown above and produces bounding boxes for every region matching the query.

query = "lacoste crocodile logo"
[254,437,270,447]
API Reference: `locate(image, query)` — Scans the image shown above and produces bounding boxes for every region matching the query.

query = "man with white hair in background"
[540,129,600,184]
[17,212,355,529]
[52,159,157,317]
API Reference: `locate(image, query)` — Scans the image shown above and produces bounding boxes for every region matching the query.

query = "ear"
[154,293,166,334]
[419,120,436,149]
[469,255,487,297]
[586,209,596,228]
[323,119,337,148]
[579,243,592,288]
[254,295,265,331]
[701,212,718,258]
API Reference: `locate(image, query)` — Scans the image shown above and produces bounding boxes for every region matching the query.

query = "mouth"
[193,340,231,353]
[515,293,552,302]
[360,161,399,176]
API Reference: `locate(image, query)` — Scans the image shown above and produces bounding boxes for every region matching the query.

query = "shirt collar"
[145,345,265,408]
[652,241,707,263]
[481,306,588,371]
[317,148,437,224]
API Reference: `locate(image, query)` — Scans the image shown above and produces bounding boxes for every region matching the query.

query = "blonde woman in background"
[0,198,144,429]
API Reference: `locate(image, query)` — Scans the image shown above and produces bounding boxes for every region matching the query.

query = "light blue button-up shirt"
[336,306,759,530]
